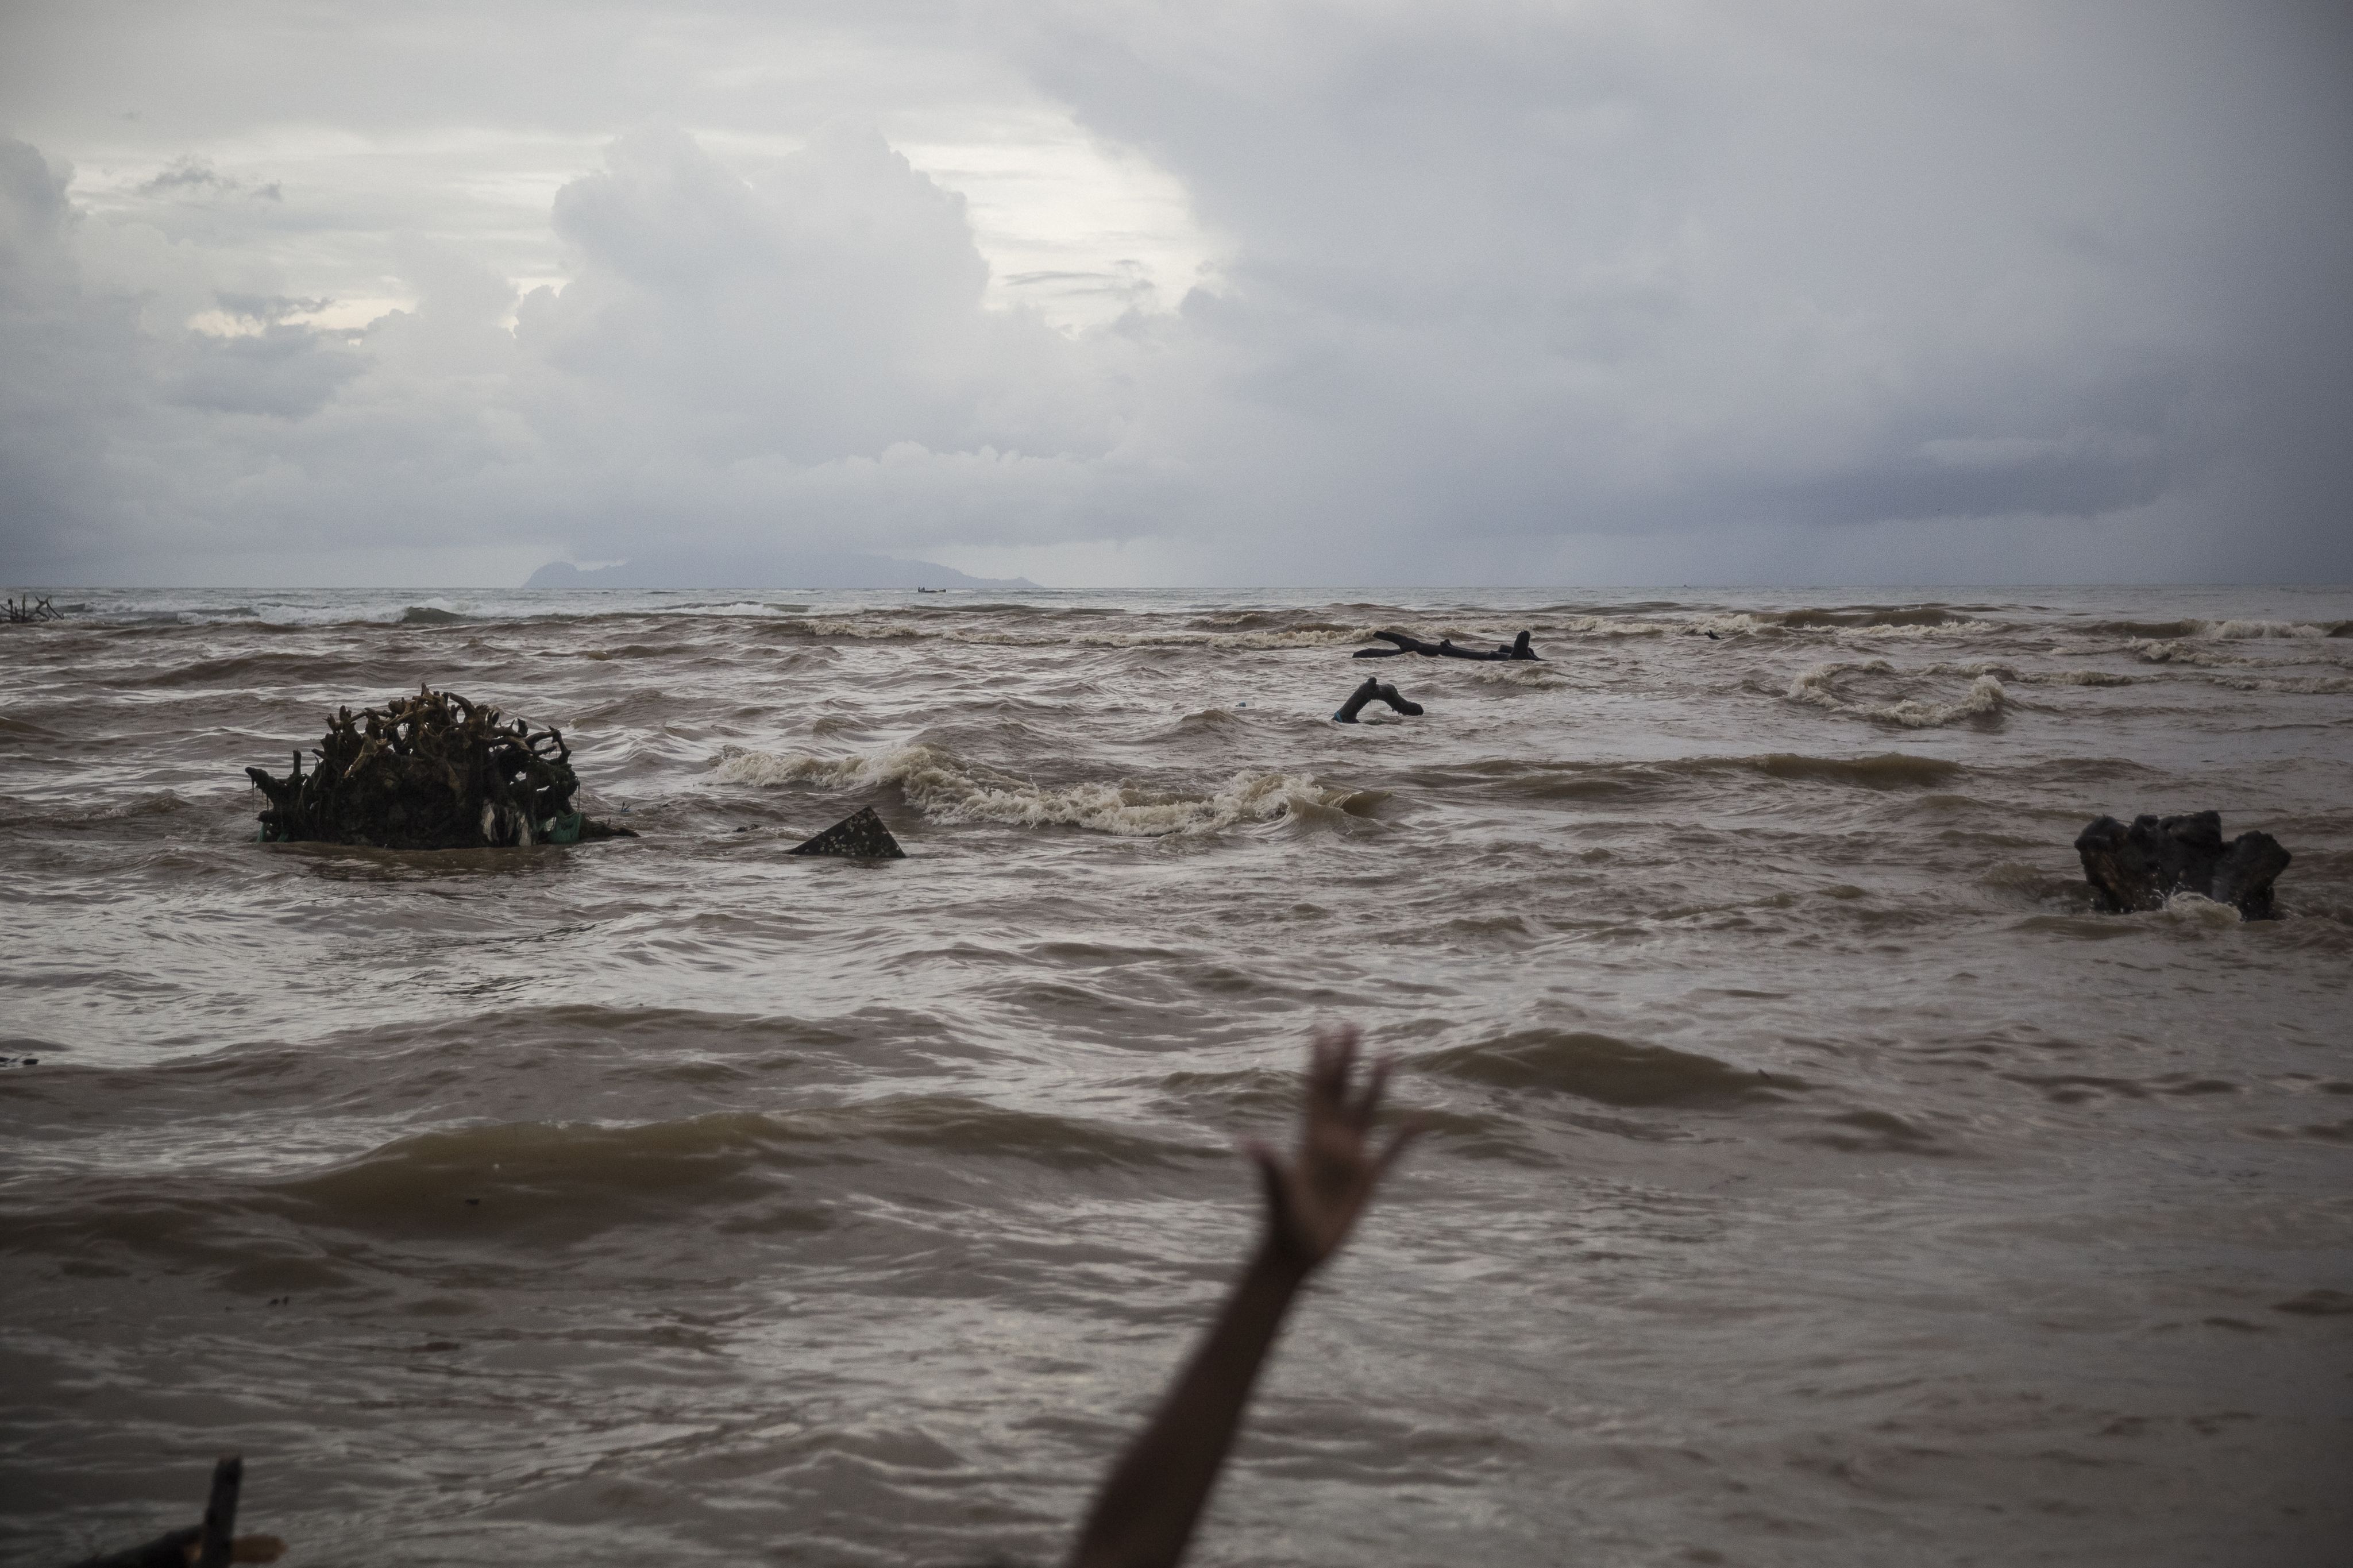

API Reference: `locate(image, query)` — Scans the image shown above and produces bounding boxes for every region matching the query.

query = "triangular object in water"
[788,806,907,859]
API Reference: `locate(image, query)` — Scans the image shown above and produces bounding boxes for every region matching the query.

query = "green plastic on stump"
[542,812,585,845]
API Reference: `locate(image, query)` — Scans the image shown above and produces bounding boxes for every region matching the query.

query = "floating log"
[788,806,907,859]
[245,685,637,850]
[67,1455,283,1567]
[1333,677,1424,723]
[2075,811,2289,920]
[1353,629,1538,662]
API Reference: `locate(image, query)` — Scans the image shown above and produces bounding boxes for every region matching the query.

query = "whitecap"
[713,741,1357,837]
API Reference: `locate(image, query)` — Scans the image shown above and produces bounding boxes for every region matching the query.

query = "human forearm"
[1065,1241,1310,1568]
[1063,1028,1417,1568]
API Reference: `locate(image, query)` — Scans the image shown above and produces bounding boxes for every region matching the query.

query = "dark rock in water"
[2074,812,2289,920]
[789,806,906,859]
[1333,677,1424,723]
[245,685,637,850]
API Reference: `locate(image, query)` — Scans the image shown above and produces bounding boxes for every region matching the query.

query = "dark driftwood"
[245,686,637,850]
[1333,677,1424,723]
[789,806,906,859]
[6,593,63,623]
[1353,629,1539,662]
[2074,811,2290,920]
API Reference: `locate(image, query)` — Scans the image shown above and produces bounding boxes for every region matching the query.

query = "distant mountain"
[524,553,1039,592]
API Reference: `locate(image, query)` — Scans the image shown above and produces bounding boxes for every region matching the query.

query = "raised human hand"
[1244,1024,1420,1276]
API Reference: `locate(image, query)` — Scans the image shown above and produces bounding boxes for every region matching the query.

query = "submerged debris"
[6,592,63,623]
[1333,677,1424,723]
[1354,628,1539,661]
[789,806,906,859]
[245,686,636,850]
[2074,810,2289,920]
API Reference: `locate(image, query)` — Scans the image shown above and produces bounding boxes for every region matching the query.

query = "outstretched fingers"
[1243,1138,1289,1216]
[1376,1114,1427,1176]
[1307,1024,1359,1117]
[1346,1055,1394,1133]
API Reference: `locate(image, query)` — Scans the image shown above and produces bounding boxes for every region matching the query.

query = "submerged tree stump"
[2074,811,2290,920]
[1333,677,1424,723]
[245,686,637,850]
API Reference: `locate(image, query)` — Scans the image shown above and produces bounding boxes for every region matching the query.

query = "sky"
[1,0,2348,588]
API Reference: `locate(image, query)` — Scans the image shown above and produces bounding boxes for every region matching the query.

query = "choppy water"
[3,585,2350,1567]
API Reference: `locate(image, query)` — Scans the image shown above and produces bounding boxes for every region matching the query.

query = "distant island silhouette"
[524,553,1039,592]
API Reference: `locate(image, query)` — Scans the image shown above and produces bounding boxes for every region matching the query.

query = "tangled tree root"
[246,686,637,849]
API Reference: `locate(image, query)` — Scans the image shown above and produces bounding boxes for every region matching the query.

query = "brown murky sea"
[2,585,2350,1566]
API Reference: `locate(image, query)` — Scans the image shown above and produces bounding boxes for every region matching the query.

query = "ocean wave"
[1787,660,2008,728]
[788,616,1372,651]
[2101,618,2344,640]
[1938,661,2133,688]
[1772,605,1981,629]
[1416,1029,1794,1107]
[248,1100,1213,1235]
[714,741,1358,836]
[2127,639,2250,667]
[2208,674,2353,695]
[75,593,820,628]
[1166,707,1252,736]
[1463,662,1568,688]
[1529,608,1981,641]
[1410,750,1965,803]
[128,650,383,688]
[1745,751,1964,787]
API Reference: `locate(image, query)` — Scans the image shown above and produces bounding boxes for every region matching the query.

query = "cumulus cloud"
[0,0,2348,586]
[136,156,281,201]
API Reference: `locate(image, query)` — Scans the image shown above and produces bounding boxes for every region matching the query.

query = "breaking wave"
[714,741,1362,836]
[2099,618,2345,640]
[2208,673,2353,696]
[1788,661,2008,728]
[789,616,1372,651]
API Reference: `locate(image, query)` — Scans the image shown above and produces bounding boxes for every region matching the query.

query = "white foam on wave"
[2130,639,2248,667]
[1826,621,1979,640]
[1933,659,2132,688]
[789,619,1372,651]
[2157,891,2245,929]
[2211,673,2353,696]
[713,741,1357,836]
[1787,659,2008,728]
[1533,611,1980,641]
[1464,662,1568,687]
[2201,619,2330,640]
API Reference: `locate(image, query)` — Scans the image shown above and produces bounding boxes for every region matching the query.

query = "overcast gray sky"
[2,0,2347,587]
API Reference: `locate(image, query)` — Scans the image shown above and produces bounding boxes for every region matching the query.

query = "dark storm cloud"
[0,1,2347,585]
[1013,0,2353,581]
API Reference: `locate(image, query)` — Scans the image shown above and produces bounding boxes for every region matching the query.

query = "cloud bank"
[1,0,2347,586]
